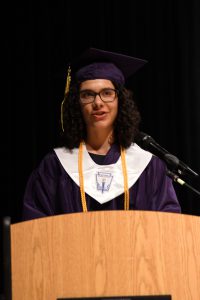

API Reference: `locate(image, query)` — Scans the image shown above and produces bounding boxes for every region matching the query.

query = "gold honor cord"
[78,141,130,212]
[78,142,88,212]
[120,146,130,210]
[61,66,71,132]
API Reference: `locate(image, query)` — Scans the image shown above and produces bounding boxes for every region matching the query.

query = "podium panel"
[11,211,200,300]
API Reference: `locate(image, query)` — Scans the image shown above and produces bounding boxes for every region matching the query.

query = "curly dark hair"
[60,81,141,149]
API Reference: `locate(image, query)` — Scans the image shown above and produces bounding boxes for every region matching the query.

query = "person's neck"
[85,129,114,155]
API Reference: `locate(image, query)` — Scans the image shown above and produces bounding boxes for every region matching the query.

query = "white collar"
[54,143,152,204]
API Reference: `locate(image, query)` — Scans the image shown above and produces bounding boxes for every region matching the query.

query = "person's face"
[79,79,118,131]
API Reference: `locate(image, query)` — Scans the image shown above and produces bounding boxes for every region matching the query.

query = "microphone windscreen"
[135,132,154,148]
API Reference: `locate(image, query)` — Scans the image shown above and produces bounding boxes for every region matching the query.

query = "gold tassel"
[61,65,71,132]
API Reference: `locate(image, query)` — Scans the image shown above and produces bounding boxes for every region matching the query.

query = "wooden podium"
[10,211,200,300]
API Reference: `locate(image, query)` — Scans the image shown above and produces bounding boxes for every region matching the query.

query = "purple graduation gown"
[22,144,181,221]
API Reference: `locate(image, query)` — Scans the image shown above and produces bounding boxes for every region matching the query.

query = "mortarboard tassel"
[61,65,71,132]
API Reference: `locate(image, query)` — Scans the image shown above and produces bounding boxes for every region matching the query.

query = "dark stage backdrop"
[1,0,200,295]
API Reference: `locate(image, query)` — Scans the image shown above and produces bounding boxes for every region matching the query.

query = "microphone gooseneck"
[135,132,199,177]
[134,131,200,197]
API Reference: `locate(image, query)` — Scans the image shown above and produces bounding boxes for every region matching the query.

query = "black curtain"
[1,0,200,293]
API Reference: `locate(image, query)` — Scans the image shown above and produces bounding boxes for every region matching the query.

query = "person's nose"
[93,94,104,107]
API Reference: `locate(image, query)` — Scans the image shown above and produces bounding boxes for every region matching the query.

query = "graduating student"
[22,48,181,220]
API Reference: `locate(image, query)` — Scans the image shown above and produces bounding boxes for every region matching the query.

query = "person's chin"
[92,120,111,128]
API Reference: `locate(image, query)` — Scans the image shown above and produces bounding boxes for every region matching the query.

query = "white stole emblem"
[96,172,113,193]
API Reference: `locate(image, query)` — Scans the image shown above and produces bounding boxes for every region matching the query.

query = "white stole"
[54,143,152,204]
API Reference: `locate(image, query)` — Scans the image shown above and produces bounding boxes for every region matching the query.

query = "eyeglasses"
[79,88,118,104]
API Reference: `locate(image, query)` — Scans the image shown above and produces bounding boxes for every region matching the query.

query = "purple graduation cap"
[69,48,148,85]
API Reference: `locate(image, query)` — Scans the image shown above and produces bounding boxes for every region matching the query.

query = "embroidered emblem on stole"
[96,172,113,193]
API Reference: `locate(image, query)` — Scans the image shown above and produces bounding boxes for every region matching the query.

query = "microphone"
[135,131,199,177]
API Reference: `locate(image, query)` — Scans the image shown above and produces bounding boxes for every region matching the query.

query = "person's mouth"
[92,111,107,120]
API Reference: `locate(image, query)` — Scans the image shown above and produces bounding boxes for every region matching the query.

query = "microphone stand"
[134,132,200,196]
[166,169,200,196]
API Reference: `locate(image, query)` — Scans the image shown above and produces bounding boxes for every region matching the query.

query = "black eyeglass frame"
[79,88,119,104]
